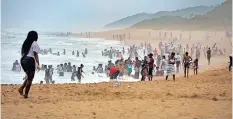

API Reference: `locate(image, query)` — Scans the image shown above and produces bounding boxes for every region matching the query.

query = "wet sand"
[1,66,232,119]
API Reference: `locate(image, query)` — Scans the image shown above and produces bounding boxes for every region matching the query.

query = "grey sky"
[2,0,224,32]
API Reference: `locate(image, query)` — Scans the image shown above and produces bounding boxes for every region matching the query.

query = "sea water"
[1,30,141,84]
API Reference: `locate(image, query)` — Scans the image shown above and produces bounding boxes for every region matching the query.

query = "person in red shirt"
[109,67,120,80]
[148,53,154,81]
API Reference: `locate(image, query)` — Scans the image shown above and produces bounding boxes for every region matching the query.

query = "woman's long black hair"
[21,31,38,56]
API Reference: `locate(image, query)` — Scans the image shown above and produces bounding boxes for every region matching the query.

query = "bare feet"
[23,94,28,99]
[18,88,23,96]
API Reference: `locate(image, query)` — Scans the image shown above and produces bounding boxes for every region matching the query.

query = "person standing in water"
[63,49,66,55]
[207,48,211,65]
[12,60,20,71]
[18,31,40,98]
[44,65,50,84]
[77,64,84,83]
[109,66,120,80]
[183,52,192,78]
[71,65,77,81]
[148,53,154,81]
[77,50,79,57]
[85,48,88,54]
[82,52,86,58]
[126,60,133,76]
[48,65,53,83]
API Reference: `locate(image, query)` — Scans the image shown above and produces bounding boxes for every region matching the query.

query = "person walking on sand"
[18,31,40,98]
[166,52,176,81]
[183,52,192,78]
[159,55,167,76]
[207,48,211,65]
[148,53,154,81]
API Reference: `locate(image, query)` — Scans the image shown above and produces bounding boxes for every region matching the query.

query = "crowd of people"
[16,31,231,98]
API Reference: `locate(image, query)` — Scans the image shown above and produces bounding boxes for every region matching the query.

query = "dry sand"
[1,66,232,119]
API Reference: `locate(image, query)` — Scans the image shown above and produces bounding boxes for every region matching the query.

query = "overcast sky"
[2,0,224,32]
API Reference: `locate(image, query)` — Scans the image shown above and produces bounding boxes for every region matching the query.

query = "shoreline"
[1,67,232,119]
[1,63,228,85]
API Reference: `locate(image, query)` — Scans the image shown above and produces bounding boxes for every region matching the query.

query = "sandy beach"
[2,27,232,119]
[2,0,232,118]
[1,66,232,119]
[2,28,232,119]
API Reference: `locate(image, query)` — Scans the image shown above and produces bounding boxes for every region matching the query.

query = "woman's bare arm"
[33,51,39,66]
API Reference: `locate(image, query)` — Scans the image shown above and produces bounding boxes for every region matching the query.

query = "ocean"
[1,30,140,84]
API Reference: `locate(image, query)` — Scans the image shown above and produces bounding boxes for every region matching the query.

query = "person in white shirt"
[18,31,40,99]
[159,56,167,76]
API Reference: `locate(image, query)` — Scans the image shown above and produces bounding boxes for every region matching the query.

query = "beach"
[1,66,232,119]
[2,28,232,119]
[1,27,232,119]
[2,0,232,118]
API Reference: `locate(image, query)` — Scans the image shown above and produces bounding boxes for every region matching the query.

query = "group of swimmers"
[39,47,89,58]
[40,62,85,83]
[72,48,88,57]
[102,47,123,59]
